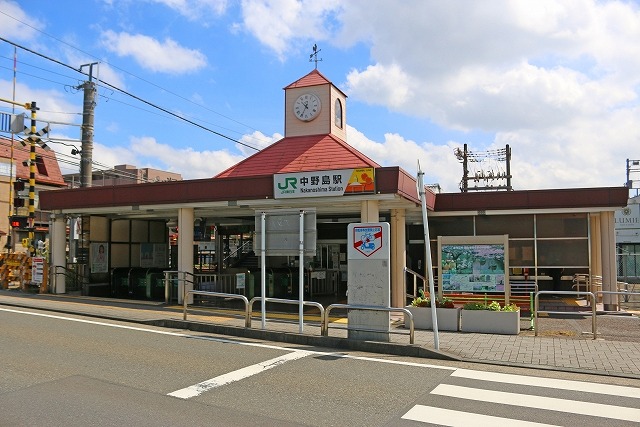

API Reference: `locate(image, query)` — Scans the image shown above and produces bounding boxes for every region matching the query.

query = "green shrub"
[463,301,519,311]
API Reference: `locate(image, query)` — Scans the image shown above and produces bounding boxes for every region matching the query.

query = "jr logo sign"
[353,225,383,257]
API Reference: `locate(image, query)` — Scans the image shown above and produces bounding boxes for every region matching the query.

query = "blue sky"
[0,0,639,192]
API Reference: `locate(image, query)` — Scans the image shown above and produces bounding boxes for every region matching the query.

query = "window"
[334,99,343,128]
[35,155,48,176]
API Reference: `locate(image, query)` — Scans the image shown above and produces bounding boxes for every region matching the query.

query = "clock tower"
[284,69,347,141]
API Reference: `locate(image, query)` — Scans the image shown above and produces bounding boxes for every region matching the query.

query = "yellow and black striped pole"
[27,101,37,255]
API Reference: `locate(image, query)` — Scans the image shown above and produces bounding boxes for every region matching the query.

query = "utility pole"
[455,144,512,192]
[78,62,98,188]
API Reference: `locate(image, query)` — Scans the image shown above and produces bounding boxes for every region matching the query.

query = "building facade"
[40,69,628,310]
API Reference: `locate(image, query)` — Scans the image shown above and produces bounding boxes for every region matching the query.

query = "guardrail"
[534,290,597,339]
[183,289,250,327]
[164,270,195,303]
[323,303,415,344]
[598,290,640,308]
[249,297,325,334]
[404,266,426,302]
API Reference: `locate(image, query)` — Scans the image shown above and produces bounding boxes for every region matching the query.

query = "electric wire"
[0,36,262,151]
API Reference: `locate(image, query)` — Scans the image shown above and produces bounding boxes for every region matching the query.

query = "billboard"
[438,235,509,295]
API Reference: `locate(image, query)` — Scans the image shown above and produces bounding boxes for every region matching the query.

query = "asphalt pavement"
[1,289,639,380]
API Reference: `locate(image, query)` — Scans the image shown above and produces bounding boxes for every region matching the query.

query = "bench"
[443,281,537,312]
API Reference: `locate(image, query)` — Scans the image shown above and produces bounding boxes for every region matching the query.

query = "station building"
[40,69,629,310]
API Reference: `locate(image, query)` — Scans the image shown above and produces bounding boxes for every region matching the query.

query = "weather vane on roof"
[309,44,322,69]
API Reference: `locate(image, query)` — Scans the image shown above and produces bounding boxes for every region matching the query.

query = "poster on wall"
[439,237,508,293]
[141,243,168,268]
[91,243,108,273]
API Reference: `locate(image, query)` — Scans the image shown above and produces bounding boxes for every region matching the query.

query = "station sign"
[273,167,375,199]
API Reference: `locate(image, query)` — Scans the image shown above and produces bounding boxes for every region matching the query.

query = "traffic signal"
[9,215,28,229]
[13,180,25,208]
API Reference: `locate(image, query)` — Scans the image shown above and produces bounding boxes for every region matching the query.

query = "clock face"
[293,93,321,121]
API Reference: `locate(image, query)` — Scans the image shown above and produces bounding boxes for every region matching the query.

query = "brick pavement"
[1,290,640,379]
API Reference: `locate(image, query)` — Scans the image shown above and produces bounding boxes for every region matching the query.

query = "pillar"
[589,213,601,277]
[600,211,617,311]
[177,207,194,304]
[390,209,406,308]
[50,213,67,294]
[360,200,379,223]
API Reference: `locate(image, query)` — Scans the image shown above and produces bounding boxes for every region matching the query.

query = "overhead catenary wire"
[0,36,262,152]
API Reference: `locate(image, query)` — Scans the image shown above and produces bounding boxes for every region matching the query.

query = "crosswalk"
[401,368,640,426]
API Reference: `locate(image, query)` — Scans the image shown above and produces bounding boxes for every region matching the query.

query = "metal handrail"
[248,297,326,334]
[598,290,640,309]
[52,264,85,293]
[164,270,195,303]
[404,266,426,301]
[534,290,597,339]
[183,289,250,327]
[323,303,415,344]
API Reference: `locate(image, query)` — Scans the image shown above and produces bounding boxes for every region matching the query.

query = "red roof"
[216,134,381,178]
[0,137,66,186]
[284,69,347,97]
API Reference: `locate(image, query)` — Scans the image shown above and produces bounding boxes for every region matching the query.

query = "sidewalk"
[1,290,640,379]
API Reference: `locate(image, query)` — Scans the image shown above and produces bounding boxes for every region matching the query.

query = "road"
[1,305,639,426]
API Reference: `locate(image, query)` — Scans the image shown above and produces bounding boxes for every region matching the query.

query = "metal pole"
[534,292,539,336]
[418,162,439,350]
[299,210,305,334]
[261,212,266,329]
[27,101,38,255]
[79,80,95,187]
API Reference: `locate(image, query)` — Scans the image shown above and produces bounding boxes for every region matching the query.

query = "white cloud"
[0,0,42,41]
[238,0,342,60]
[126,136,244,178]
[346,125,462,192]
[240,1,640,190]
[100,30,207,74]
[150,0,228,22]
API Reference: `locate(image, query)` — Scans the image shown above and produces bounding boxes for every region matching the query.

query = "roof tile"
[216,134,380,178]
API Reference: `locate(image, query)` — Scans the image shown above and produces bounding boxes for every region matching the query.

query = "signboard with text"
[274,168,375,199]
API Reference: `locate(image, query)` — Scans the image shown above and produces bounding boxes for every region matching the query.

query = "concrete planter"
[460,309,520,335]
[404,306,461,331]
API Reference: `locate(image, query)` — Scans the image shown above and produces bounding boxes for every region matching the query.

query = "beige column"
[390,209,406,308]
[589,213,602,277]
[177,207,194,304]
[360,200,379,223]
[600,211,617,311]
[49,213,67,294]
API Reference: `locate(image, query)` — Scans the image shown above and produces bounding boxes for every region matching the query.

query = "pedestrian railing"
[404,266,426,302]
[248,297,326,333]
[183,289,250,327]
[534,290,597,339]
[598,290,640,309]
[164,270,195,303]
[323,304,415,344]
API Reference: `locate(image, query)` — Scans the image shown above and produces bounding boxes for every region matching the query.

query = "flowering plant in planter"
[462,300,518,312]
[410,289,455,309]
[406,290,460,331]
[460,300,520,335]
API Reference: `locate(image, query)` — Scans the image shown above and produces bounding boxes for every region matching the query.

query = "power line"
[0,36,261,152]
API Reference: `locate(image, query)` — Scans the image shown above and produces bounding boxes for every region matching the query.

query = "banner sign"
[274,167,375,199]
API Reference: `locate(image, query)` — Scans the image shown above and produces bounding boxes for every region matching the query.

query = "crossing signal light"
[13,180,26,208]
[9,215,28,229]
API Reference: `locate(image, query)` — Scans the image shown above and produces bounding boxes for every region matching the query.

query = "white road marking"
[431,384,640,423]
[452,368,640,399]
[0,306,454,370]
[402,405,560,427]
[4,305,640,408]
[167,350,310,399]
